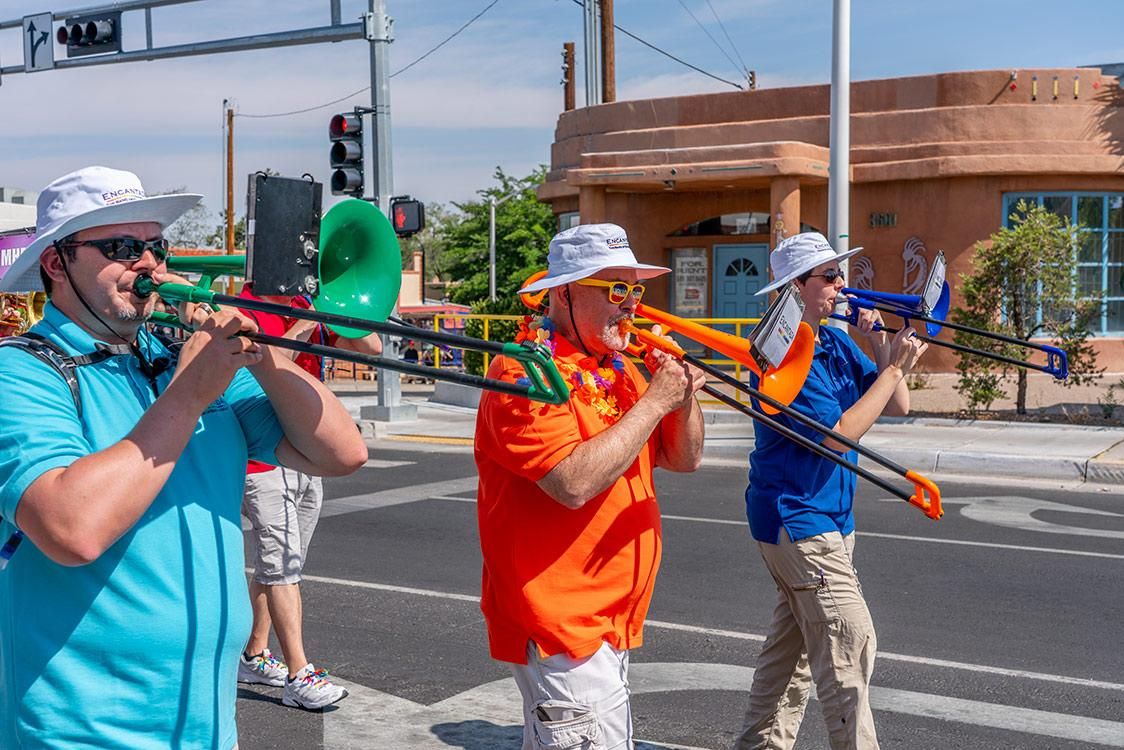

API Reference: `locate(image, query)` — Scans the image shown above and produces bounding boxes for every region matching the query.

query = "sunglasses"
[807,269,845,283]
[575,278,646,304]
[61,236,170,263]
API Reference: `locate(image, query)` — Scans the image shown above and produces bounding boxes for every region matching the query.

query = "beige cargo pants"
[733,529,879,750]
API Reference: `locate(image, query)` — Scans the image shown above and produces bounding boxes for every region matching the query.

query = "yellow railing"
[431,313,764,404]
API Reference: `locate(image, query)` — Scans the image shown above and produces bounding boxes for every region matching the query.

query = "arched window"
[724,257,759,277]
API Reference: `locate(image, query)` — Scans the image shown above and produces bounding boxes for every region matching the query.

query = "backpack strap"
[0,334,142,569]
[0,333,85,419]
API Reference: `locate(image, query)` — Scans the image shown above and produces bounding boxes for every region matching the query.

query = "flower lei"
[515,314,630,421]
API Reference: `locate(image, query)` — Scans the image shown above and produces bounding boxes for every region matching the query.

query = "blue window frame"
[1002,192,1124,335]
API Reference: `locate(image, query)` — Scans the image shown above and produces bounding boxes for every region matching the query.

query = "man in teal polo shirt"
[732,233,928,750]
[0,166,369,749]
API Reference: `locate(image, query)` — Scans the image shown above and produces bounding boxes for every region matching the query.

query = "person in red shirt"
[233,284,382,709]
[475,223,706,749]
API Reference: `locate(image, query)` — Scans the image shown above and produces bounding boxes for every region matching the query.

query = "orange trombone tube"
[636,302,760,373]
[634,302,815,413]
[906,470,943,520]
[628,324,685,358]
[519,270,550,313]
[626,331,942,518]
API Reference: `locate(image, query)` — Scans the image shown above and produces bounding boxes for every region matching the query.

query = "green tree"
[953,201,1102,415]
[438,166,556,374]
[441,165,555,307]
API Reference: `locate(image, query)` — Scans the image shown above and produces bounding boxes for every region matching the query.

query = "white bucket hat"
[756,231,864,296]
[0,166,201,293]
[519,223,669,294]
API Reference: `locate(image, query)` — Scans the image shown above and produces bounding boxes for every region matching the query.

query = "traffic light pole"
[363,0,413,422]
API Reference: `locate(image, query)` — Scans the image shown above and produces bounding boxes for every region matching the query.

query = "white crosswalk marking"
[323,662,1124,749]
[320,477,478,518]
[361,458,415,469]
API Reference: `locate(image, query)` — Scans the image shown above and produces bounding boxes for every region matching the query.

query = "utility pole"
[827,0,850,330]
[224,99,236,294]
[563,42,576,112]
[600,0,615,103]
[366,0,413,420]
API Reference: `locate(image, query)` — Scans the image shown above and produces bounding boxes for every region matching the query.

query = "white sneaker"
[282,663,349,710]
[237,648,288,687]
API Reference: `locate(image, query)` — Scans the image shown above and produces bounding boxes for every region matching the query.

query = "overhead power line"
[236,86,370,119]
[237,0,503,119]
[567,0,743,91]
[674,0,743,76]
[704,0,750,78]
[391,0,502,79]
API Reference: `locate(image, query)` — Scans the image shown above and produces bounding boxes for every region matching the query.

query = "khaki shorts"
[242,467,323,585]
[509,640,632,750]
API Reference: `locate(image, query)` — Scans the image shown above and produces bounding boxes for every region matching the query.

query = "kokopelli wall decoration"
[902,237,929,295]
[851,257,875,290]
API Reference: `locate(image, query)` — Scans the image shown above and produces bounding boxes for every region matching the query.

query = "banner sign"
[0,230,36,281]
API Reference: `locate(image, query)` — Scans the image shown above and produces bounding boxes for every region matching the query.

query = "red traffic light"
[330,111,364,197]
[329,113,362,140]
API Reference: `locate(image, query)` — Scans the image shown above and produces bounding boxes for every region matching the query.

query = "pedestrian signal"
[390,196,425,238]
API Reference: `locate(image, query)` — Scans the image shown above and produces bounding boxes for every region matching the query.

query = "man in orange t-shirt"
[475,223,706,749]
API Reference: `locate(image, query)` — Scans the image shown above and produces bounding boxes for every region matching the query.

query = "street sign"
[22,14,55,72]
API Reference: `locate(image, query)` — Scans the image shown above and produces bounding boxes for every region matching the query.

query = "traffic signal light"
[329,112,364,197]
[390,196,425,237]
[56,12,122,57]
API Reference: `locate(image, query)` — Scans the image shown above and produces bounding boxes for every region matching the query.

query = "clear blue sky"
[1,0,1122,226]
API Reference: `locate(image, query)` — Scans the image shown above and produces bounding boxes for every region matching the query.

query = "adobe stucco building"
[539,67,1124,371]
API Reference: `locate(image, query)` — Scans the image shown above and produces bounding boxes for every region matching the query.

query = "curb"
[1084,460,1124,485]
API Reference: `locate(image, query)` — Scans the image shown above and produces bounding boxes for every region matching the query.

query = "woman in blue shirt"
[733,233,928,750]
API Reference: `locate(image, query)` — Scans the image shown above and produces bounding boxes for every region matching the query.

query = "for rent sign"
[0,230,36,281]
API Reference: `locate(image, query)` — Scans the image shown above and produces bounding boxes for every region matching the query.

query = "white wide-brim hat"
[756,231,864,296]
[0,166,201,293]
[519,222,669,294]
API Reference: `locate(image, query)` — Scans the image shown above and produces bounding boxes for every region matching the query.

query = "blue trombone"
[830,252,1068,380]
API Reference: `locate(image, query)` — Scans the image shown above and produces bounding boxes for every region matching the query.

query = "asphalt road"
[236,440,1124,749]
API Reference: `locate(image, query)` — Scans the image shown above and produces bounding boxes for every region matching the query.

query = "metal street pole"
[488,192,515,303]
[583,0,602,106]
[827,0,850,330]
[489,197,497,302]
[367,0,413,420]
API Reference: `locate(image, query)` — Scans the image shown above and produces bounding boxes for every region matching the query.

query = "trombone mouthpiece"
[133,276,156,298]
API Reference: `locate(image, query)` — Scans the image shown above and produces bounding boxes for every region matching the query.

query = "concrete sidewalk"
[329,382,1124,486]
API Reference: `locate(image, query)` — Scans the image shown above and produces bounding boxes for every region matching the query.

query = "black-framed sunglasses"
[60,236,170,263]
[807,269,845,283]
